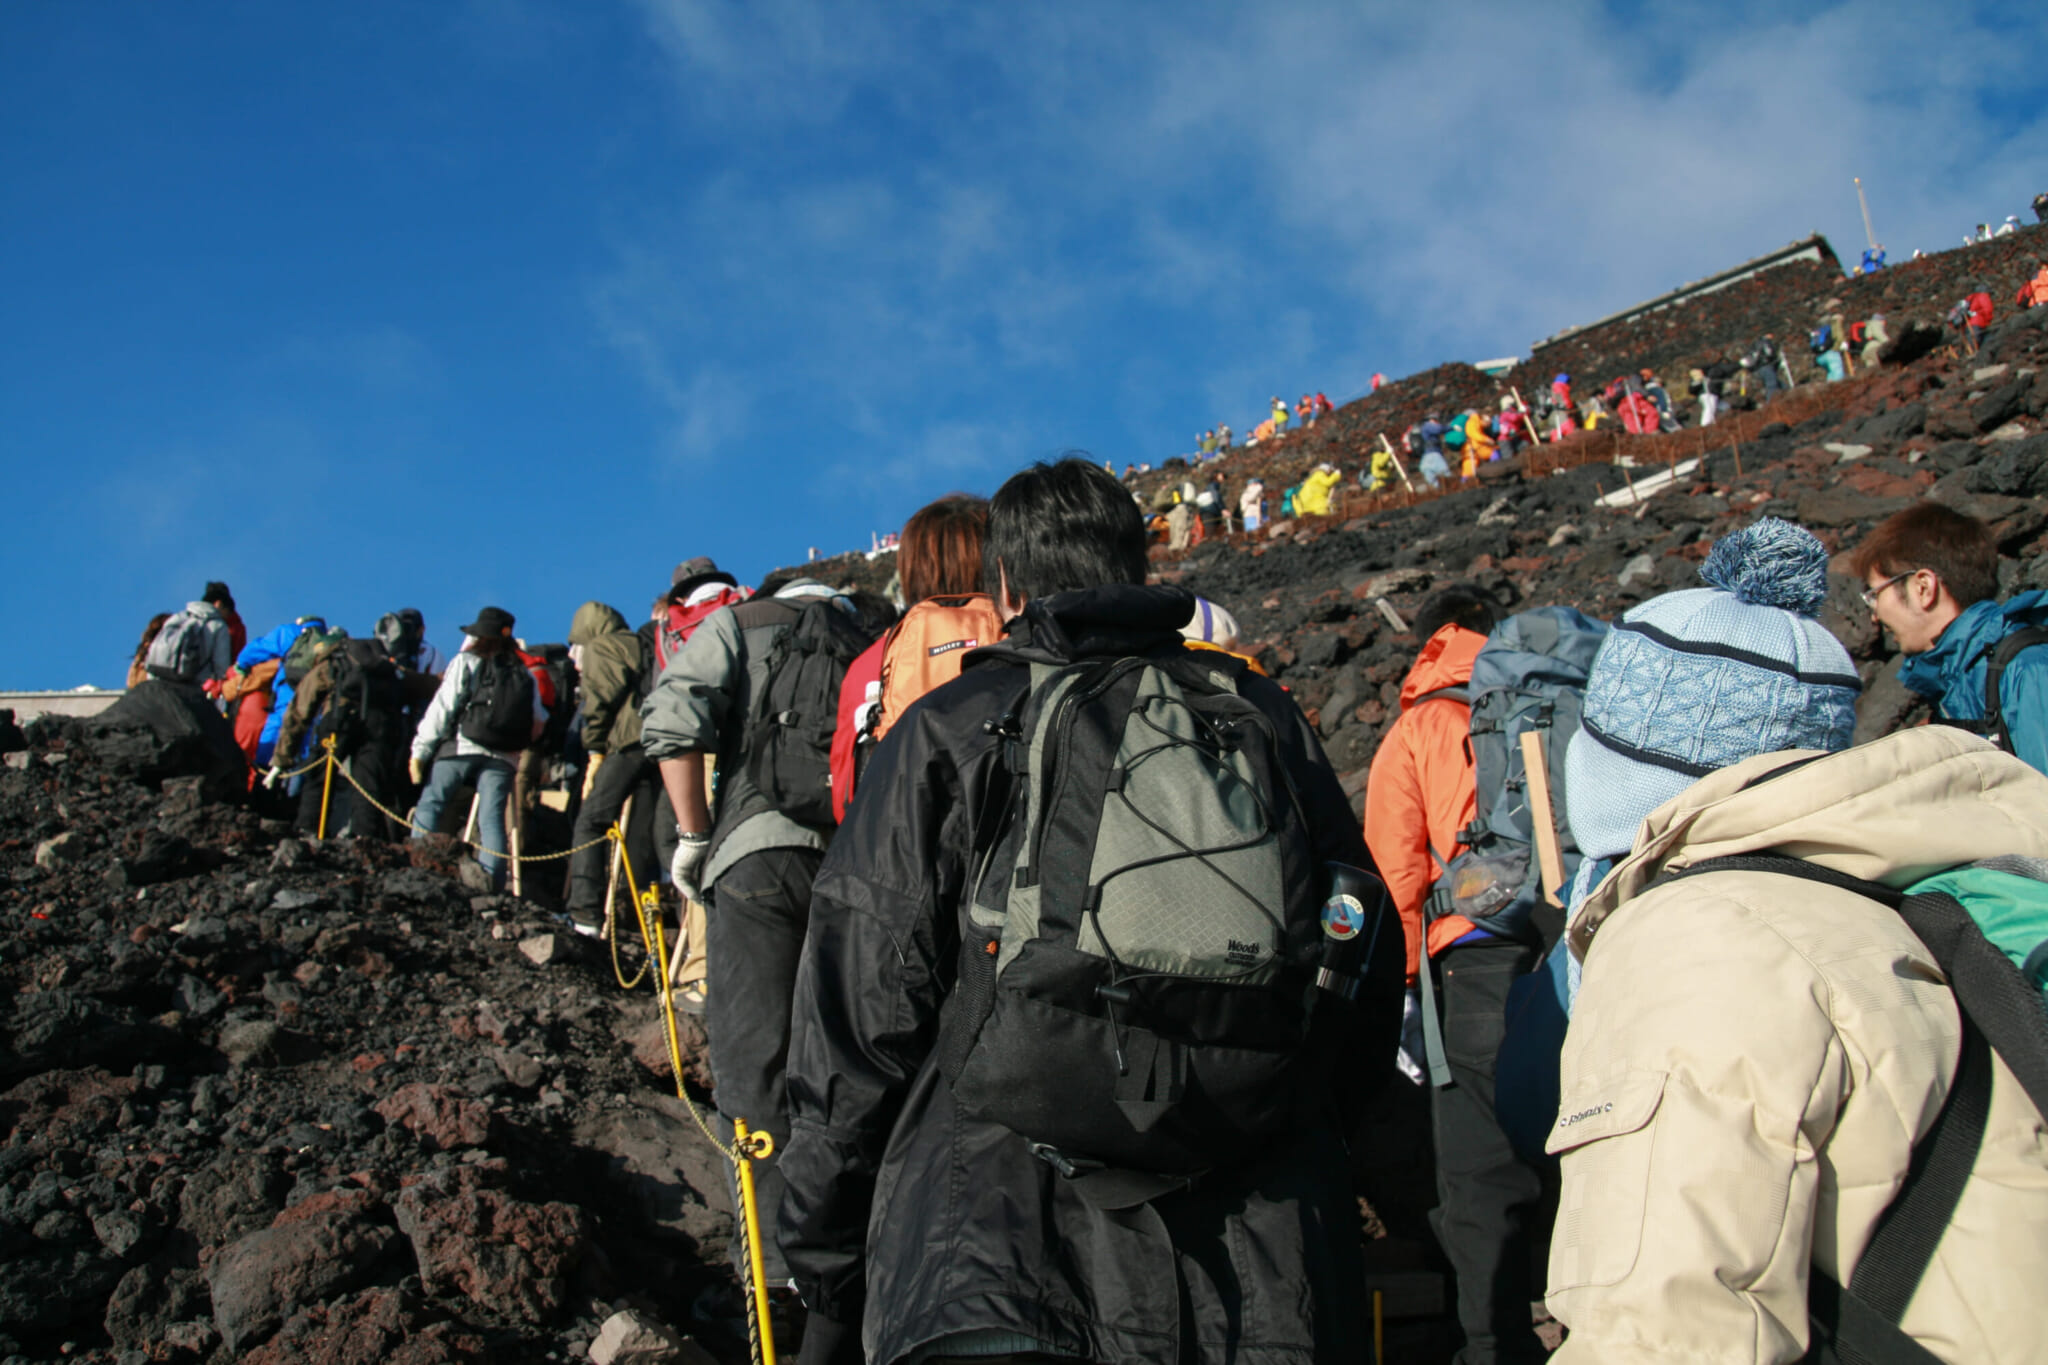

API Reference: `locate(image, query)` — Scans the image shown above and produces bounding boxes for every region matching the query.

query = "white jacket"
[410,643,546,763]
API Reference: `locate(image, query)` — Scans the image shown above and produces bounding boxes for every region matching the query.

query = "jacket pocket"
[1546,1069,1665,1291]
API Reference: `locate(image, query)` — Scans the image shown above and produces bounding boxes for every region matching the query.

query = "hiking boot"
[677,982,707,1016]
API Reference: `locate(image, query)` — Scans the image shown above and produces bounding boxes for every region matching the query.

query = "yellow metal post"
[317,736,337,839]
[734,1118,780,1365]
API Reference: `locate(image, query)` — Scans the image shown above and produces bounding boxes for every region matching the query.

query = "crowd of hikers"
[126,462,2048,1364]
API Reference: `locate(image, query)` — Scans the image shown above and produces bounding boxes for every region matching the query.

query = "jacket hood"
[1011,584,1196,662]
[1398,625,1485,707]
[1899,590,2048,699]
[1571,725,2048,958]
[567,601,629,645]
[184,600,223,622]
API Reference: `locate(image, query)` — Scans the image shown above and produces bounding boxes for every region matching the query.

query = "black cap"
[460,606,516,638]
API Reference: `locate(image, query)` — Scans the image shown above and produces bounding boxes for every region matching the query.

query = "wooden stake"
[1520,729,1566,908]
[1378,432,1414,491]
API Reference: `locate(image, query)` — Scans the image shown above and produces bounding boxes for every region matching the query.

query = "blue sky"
[5,0,2045,688]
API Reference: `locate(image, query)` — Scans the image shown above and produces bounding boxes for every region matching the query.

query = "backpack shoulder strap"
[1805,1025,1990,1365]
[1974,626,2048,745]
[1659,855,2001,1365]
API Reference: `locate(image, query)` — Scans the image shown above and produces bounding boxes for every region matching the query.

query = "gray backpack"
[934,649,1356,1175]
[143,610,210,684]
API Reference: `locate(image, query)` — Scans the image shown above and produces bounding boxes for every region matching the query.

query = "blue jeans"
[412,752,516,886]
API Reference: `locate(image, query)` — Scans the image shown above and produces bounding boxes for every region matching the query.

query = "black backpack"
[933,647,1395,1175]
[742,595,876,827]
[457,652,536,753]
[1939,628,2048,755]
[320,640,405,759]
[523,643,579,758]
[1655,853,2048,1365]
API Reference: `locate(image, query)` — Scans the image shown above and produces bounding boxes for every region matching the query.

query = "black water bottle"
[1316,861,1392,1002]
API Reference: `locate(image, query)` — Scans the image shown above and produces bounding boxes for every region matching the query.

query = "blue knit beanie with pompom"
[1564,518,1862,860]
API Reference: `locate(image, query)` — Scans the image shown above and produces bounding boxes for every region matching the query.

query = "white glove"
[670,830,710,903]
[262,764,285,790]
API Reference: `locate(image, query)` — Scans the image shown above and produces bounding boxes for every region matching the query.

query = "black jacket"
[778,584,1398,1365]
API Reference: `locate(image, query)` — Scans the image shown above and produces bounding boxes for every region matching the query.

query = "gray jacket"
[640,579,848,887]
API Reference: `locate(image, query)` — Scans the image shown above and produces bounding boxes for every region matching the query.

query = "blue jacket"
[237,619,322,762]
[1418,419,1445,455]
[1898,591,2048,776]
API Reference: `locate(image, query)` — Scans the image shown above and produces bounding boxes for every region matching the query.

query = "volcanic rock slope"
[0,731,738,1365]
[5,227,2047,1365]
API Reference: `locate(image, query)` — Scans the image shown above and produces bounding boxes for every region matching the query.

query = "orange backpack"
[873,594,1006,742]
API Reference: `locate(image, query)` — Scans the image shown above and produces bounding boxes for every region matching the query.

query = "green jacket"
[567,601,643,756]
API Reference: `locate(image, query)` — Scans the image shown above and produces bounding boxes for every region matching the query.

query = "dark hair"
[202,581,234,609]
[469,634,513,658]
[133,613,171,670]
[900,495,989,604]
[1849,502,1999,608]
[756,568,802,598]
[1413,585,1500,643]
[845,591,901,637]
[985,456,1148,603]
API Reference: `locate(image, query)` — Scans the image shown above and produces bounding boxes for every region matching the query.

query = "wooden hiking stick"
[1520,730,1566,908]
[1378,432,1414,491]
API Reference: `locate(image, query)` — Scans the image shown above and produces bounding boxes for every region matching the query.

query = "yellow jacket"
[1294,466,1342,516]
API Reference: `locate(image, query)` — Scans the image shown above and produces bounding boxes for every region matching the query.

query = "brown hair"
[132,613,171,671]
[900,495,989,604]
[1848,501,1999,608]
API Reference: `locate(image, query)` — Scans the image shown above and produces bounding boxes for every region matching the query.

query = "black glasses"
[1859,569,1918,608]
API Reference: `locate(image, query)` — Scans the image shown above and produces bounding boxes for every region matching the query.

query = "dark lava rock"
[207,1208,399,1351]
[393,1166,594,1324]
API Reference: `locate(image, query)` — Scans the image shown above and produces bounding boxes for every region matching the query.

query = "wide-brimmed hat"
[461,606,516,638]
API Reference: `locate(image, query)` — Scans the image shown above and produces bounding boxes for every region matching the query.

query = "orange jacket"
[1363,624,1486,983]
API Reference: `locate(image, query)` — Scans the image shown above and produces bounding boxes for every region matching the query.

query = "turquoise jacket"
[1898,590,2048,775]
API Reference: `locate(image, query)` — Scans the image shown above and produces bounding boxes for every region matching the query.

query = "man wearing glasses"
[1850,501,2048,774]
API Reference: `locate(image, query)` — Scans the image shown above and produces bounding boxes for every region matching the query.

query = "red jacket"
[1967,291,1995,328]
[1363,624,1487,983]
[830,638,886,824]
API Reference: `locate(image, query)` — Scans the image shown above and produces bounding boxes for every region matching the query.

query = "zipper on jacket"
[1020,657,1143,891]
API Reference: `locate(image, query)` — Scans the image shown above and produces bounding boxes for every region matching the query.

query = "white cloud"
[593,0,2048,490]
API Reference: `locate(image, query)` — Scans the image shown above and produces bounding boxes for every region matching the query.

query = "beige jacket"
[1547,727,2048,1365]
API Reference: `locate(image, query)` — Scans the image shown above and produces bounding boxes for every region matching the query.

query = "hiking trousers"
[1429,940,1548,1365]
[564,743,662,923]
[707,844,821,1285]
[413,753,516,887]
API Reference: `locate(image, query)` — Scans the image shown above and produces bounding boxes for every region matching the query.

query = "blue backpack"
[1417,608,1608,1085]
[1809,324,1832,354]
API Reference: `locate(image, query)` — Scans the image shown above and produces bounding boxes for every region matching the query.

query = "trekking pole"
[1378,433,1414,492]
[508,798,524,897]
[1519,730,1566,908]
[604,795,634,940]
[317,736,337,840]
[1512,387,1543,445]
[733,1117,781,1365]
